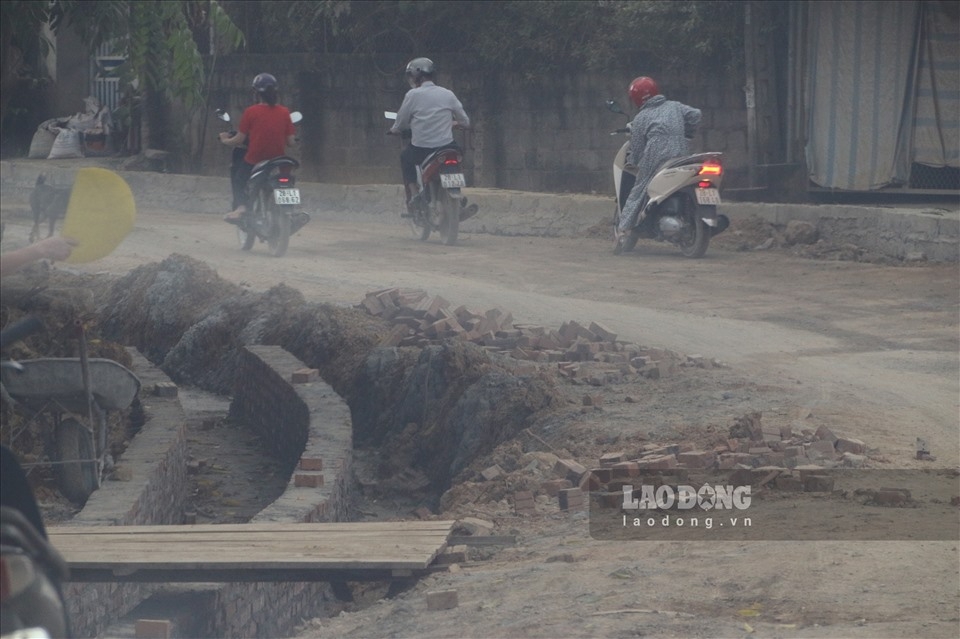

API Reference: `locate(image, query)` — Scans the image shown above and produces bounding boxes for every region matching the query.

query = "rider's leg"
[226,161,252,221]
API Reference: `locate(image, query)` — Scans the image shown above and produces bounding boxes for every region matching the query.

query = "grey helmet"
[252,73,278,93]
[405,57,435,83]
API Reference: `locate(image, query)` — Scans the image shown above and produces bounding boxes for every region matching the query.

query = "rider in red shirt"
[220,73,296,223]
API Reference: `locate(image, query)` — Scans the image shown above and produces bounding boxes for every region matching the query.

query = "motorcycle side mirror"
[216,109,230,123]
[605,100,625,115]
[290,111,303,124]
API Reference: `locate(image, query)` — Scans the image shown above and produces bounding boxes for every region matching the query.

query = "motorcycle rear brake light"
[443,158,460,166]
[699,162,722,176]
[0,553,37,601]
[698,180,713,189]
[278,177,290,184]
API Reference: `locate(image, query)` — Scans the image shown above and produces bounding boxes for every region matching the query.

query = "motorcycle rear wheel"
[678,201,711,258]
[437,187,459,246]
[238,191,265,251]
[267,205,291,257]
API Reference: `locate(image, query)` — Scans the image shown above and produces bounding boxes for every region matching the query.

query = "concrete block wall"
[62,349,189,639]
[202,54,750,194]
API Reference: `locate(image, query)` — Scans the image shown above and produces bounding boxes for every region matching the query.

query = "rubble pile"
[442,412,876,516]
[357,288,719,385]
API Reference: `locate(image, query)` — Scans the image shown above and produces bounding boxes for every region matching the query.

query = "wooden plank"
[48,520,456,581]
[49,521,456,535]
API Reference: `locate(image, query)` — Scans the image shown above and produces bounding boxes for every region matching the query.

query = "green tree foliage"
[224,0,743,74]
[1,0,244,149]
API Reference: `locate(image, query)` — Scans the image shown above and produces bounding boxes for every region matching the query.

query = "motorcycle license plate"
[440,173,466,188]
[274,188,300,205]
[695,188,721,205]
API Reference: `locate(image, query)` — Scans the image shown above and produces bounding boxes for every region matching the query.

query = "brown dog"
[29,174,71,243]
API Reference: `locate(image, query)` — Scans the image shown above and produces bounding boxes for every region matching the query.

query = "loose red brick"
[480,465,503,481]
[135,620,171,639]
[291,368,320,383]
[611,461,641,478]
[513,490,536,514]
[294,472,324,488]
[806,440,837,458]
[558,488,584,511]
[814,425,838,443]
[299,457,323,471]
[677,450,717,469]
[361,294,384,315]
[153,382,178,398]
[554,459,588,483]
[636,454,677,470]
[599,452,627,467]
[588,321,618,342]
[578,471,602,492]
[834,436,865,455]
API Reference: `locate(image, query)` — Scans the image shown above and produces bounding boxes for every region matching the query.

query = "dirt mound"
[352,342,565,493]
[99,254,241,363]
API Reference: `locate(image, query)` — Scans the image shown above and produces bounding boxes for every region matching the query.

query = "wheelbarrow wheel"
[56,417,97,505]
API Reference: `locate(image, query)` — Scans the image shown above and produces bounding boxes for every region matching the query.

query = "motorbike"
[385,111,478,246]
[1,319,72,639]
[215,109,309,258]
[606,100,729,258]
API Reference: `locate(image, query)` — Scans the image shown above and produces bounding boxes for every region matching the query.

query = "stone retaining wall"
[63,345,355,638]
[63,349,189,638]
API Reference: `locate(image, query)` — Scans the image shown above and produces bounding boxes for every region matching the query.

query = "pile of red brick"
[357,288,712,382]
[472,413,874,515]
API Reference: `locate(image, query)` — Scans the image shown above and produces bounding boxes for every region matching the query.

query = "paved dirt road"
[13,206,953,465]
[2,205,958,638]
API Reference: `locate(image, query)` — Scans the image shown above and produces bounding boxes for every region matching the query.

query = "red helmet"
[629,76,659,108]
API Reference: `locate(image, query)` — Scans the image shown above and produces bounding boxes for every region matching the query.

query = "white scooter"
[607,100,729,258]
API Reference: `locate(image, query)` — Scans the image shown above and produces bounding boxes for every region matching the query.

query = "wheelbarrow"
[1,357,141,504]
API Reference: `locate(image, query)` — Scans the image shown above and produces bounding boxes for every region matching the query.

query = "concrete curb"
[2,159,957,261]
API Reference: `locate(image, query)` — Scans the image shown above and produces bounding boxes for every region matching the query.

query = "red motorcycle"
[385,111,477,246]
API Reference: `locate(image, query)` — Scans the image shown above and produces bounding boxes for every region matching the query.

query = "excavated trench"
[2,254,572,637]
[96,254,567,498]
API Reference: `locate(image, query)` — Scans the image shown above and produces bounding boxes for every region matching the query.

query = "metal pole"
[75,319,101,489]
[744,1,759,188]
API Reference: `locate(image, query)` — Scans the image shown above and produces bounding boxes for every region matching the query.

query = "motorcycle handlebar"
[0,316,44,352]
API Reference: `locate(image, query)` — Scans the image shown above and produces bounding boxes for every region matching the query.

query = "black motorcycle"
[216,109,309,257]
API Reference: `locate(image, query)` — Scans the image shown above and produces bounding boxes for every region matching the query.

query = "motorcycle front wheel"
[677,200,711,259]
[404,191,431,241]
[267,204,291,257]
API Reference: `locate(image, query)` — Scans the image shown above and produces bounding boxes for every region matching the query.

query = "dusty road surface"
[1,203,958,638]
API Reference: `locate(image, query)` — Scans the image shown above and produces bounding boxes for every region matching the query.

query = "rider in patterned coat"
[618,77,702,235]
